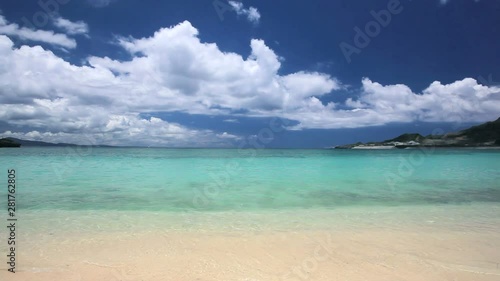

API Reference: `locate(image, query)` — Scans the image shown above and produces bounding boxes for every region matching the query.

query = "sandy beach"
[1,0,499,278]
[2,228,500,281]
[2,205,500,281]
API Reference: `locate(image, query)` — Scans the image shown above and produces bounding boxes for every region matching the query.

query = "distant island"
[3,118,500,149]
[335,117,500,149]
[0,137,114,148]
[0,138,21,148]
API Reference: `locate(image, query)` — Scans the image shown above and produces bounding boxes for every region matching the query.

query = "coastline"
[2,203,500,280]
[351,145,396,149]
[4,228,500,281]
[345,146,500,150]
[1,148,499,280]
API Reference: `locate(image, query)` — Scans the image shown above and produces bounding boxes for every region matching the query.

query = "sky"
[0,0,499,147]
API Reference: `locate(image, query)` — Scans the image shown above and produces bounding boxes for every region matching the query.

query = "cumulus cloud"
[288,77,500,130]
[0,14,76,48]
[53,17,89,36]
[228,1,261,24]
[295,80,498,129]
[0,20,499,146]
[91,21,339,116]
[360,78,499,122]
[0,116,237,147]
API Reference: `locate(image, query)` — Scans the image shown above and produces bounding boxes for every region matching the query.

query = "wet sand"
[2,207,500,281]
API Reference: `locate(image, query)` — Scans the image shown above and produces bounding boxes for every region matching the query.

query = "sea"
[1,147,499,234]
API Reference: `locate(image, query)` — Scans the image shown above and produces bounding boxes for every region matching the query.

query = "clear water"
[2,147,499,281]
[1,147,499,212]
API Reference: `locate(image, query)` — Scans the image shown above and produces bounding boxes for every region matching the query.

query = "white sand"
[2,228,499,281]
[351,146,396,149]
[2,205,500,280]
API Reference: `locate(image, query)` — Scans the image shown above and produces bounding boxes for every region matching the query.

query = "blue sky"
[0,0,499,147]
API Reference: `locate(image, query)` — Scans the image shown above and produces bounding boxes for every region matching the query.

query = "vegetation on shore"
[0,137,115,148]
[0,138,21,148]
[335,117,500,149]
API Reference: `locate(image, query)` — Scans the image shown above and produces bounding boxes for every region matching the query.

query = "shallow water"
[1,147,499,212]
[2,148,500,280]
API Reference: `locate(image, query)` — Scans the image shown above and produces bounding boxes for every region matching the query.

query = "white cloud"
[228,1,261,24]
[0,14,76,49]
[86,0,116,8]
[284,78,500,130]
[440,0,480,5]
[0,116,237,147]
[92,21,338,116]
[360,78,499,122]
[53,17,89,36]
[216,132,240,139]
[281,72,339,101]
[0,20,499,146]
[288,78,500,130]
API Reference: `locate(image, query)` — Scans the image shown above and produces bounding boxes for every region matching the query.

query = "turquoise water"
[0,147,499,212]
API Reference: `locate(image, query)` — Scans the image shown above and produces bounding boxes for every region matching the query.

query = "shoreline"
[14,202,500,234]
[2,204,500,280]
[339,146,500,150]
[2,226,499,280]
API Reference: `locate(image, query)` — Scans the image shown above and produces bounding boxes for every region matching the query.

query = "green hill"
[385,133,425,143]
[1,137,114,147]
[335,117,500,149]
[0,138,21,148]
[457,117,500,142]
